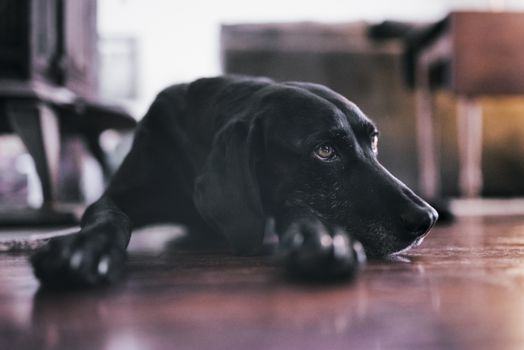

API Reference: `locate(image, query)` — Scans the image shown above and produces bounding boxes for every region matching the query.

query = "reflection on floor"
[1,215,524,349]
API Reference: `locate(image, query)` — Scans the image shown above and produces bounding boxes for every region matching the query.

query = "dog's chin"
[390,234,427,256]
[363,233,428,259]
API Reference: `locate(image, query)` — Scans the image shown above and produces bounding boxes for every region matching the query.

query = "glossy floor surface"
[2,215,524,350]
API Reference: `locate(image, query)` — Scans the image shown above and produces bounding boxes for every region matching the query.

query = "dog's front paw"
[30,232,126,289]
[279,219,366,281]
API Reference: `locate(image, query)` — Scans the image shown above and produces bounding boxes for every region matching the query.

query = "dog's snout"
[401,206,438,237]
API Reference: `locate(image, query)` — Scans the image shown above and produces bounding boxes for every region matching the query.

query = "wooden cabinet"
[0,0,135,224]
[0,0,97,96]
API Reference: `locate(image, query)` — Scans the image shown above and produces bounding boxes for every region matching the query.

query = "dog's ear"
[193,119,265,255]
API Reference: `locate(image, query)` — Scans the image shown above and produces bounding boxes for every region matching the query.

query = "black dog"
[31,76,438,287]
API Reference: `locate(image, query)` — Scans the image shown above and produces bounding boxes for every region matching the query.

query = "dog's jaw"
[390,229,431,257]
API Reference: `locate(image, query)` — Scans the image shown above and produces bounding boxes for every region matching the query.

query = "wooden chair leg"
[6,101,60,209]
[84,130,111,179]
[456,97,483,197]
[415,64,440,199]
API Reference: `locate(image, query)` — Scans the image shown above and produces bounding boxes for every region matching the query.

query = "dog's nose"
[401,206,438,237]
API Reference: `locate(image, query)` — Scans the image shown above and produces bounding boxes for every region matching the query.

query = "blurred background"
[1,0,524,223]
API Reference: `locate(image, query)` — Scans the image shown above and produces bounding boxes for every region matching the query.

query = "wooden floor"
[2,215,524,350]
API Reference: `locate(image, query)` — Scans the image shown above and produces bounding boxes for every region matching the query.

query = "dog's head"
[194,79,438,257]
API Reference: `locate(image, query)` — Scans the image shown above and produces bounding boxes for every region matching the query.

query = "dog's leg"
[31,88,203,288]
[275,210,366,281]
[31,196,131,287]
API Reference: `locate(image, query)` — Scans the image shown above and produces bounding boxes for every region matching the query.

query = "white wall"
[98,0,524,117]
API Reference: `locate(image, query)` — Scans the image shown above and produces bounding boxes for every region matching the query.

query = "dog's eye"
[371,133,379,155]
[313,144,337,161]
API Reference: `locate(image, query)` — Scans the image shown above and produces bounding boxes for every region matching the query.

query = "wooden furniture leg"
[456,97,483,197]
[6,101,60,208]
[84,129,111,178]
[415,61,440,199]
